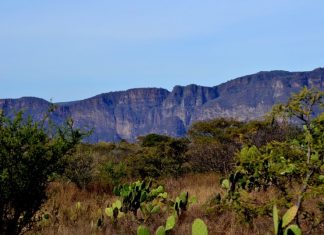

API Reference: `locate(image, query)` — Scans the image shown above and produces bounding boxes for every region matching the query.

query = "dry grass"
[27,173,324,235]
[163,172,221,205]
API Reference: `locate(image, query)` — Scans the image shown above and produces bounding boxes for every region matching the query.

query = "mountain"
[1,68,324,142]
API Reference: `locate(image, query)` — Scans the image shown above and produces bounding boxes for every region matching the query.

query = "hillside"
[1,68,323,142]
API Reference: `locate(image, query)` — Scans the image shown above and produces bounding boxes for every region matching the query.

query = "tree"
[187,118,243,173]
[0,112,84,234]
[273,87,324,164]
[127,135,189,178]
[63,145,94,189]
[221,88,324,231]
[278,88,324,216]
[140,133,171,147]
[187,118,294,173]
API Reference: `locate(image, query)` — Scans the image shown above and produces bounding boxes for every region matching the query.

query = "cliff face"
[1,68,323,142]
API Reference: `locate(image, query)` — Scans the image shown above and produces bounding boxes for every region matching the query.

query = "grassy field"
[28,172,324,235]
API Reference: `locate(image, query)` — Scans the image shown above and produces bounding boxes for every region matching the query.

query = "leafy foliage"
[217,87,324,231]
[228,142,306,194]
[140,133,171,147]
[187,118,298,173]
[0,112,83,234]
[187,118,243,173]
[63,146,94,189]
[99,161,127,188]
[127,137,189,178]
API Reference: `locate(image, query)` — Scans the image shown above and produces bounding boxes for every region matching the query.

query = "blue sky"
[1,1,324,102]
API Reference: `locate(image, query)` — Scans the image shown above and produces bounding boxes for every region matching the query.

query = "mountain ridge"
[1,68,324,142]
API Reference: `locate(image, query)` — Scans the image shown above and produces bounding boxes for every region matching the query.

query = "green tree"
[221,88,324,231]
[273,87,324,164]
[128,136,189,178]
[63,145,94,189]
[140,133,171,147]
[187,118,299,173]
[0,112,83,234]
[187,118,243,173]
[99,161,127,189]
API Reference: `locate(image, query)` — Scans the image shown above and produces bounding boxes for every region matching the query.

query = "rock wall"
[1,68,323,142]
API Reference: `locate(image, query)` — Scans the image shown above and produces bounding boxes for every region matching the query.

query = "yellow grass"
[27,173,324,235]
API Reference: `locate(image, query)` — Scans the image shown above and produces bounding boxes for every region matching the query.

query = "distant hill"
[1,68,323,142]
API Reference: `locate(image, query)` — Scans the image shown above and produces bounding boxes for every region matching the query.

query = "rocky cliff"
[1,68,323,142]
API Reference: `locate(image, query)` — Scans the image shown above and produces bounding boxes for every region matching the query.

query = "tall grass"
[27,172,322,235]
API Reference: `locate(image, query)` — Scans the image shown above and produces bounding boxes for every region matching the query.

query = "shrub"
[127,137,189,178]
[187,118,243,173]
[99,161,128,189]
[140,133,170,147]
[0,112,83,234]
[219,88,324,230]
[63,146,94,189]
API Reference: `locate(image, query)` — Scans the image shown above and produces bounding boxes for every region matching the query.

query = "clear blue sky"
[1,1,324,102]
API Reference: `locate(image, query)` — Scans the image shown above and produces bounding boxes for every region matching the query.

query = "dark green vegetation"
[0,88,323,234]
[0,111,84,234]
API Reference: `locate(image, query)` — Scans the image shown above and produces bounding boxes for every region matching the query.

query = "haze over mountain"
[1,68,324,142]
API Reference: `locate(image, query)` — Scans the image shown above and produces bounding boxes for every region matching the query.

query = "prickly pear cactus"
[282,205,298,228]
[165,215,176,231]
[221,179,230,190]
[174,191,196,216]
[273,204,301,235]
[155,226,166,235]
[284,225,301,235]
[137,225,150,235]
[105,199,124,221]
[273,205,280,235]
[192,218,208,235]
[153,215,176,235]
[113,180,166,217]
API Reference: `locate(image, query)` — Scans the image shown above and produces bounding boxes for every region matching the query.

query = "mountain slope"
[1,68,323,142]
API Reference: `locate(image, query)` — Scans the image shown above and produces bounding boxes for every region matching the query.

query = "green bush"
[63,146,94,189]
[0,112,83,234]
[99,161,127,189]
[187,118,299,173]
[127,137,189,178]
[219,88,324,228]
[140,133,171,147]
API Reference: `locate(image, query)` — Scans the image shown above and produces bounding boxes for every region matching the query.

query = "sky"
[1,1,324,102]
